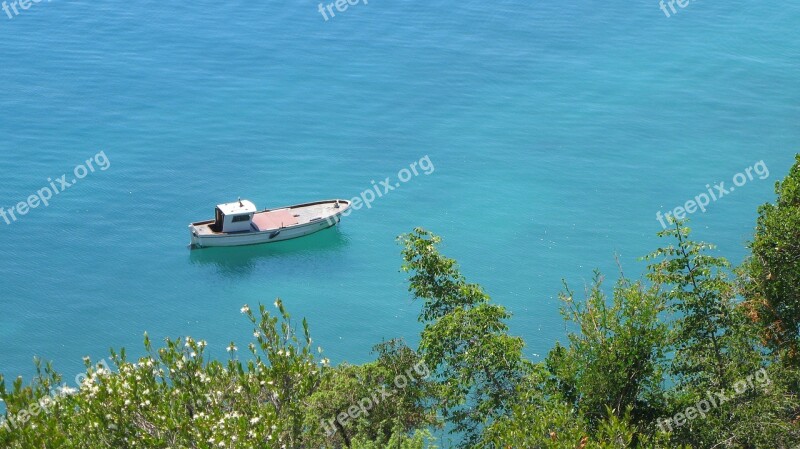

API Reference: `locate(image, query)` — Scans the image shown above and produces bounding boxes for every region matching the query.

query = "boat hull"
[189,200,348,249]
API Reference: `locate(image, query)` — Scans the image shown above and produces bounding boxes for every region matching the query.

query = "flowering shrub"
[0,300,431,448]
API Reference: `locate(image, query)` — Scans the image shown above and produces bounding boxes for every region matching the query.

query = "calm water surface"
[0,1,798,389]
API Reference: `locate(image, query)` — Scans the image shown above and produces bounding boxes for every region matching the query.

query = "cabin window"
[232,214,251,223]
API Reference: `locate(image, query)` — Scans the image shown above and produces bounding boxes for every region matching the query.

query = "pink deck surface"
[251,209,299,231]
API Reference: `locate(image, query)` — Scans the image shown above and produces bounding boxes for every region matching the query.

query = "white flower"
[250,417,260,424]
[240,305,250,314]
[227,344,237,352]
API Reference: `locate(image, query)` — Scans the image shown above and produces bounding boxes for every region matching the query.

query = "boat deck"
[191,201,345,236]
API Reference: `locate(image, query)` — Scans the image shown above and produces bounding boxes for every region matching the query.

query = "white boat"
[189,198,350,249]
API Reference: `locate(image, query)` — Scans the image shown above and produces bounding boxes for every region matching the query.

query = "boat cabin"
[211,199,257,233]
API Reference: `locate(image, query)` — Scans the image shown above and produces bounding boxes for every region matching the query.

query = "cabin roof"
[217,200,257,216]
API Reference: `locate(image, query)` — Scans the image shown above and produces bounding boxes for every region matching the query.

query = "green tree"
[645,222,749,391]
[552,272,668,429]
[645,221,798,447]
[399,228,530,445]
[743,154,800,363]
[480,363,590,448]
[303,339,437,448]
[484,270,670,448]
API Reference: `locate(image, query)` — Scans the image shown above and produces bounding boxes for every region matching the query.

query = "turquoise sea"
[1,0,798,394]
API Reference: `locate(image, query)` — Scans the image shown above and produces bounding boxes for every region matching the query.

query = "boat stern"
[188,224,202,249]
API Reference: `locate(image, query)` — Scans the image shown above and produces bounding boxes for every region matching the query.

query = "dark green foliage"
[645,221,748,390]
[743,154,800,362]
[304,339,437,448]
[481,272,671,448]
[555,273,668,428]
[644,222,797,447]
[399,228,530,445]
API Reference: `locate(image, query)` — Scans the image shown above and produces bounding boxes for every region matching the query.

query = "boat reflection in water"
[188,227,349,277]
